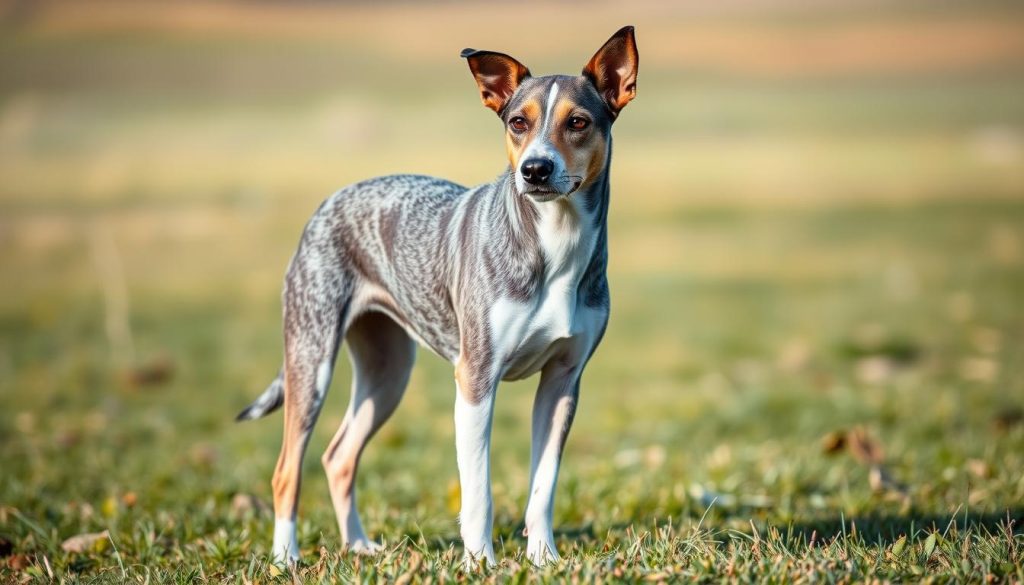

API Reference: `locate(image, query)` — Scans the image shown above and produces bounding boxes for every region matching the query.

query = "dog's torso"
[294,171,609,381]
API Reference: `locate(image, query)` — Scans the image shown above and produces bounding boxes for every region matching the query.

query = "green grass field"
[2,1,1023,581]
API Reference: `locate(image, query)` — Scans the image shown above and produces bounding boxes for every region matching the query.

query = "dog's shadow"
[777,508,1022,547]
[402,508,1022,554]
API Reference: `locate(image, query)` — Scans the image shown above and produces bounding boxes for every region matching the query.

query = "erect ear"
[582,26,639,117]
[461,48,531,115]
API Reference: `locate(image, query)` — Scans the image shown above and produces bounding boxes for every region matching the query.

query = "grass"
[1,0,1023,582]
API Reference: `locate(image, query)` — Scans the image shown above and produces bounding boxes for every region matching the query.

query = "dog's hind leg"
[322,311,414,554]
[270,257,349,565]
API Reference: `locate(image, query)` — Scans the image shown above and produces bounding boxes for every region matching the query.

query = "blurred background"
[1,0,1022,566]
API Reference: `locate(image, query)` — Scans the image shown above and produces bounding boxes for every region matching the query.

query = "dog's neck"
[490,162,609,282]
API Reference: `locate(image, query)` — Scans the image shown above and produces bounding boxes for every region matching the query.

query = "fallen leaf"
[61,530,110,554]
[120,353,175,389]
[923,532,938,559]
[891,535,907,558]
[121,492,137,508]
[847,427,885,465]
[821,430,847,455]
[102,496,118,518]
[966,459,991,478]
[446,479,461,515]
[7,553,30,570]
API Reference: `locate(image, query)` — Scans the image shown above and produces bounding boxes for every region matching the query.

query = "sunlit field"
[2,1,1023,581]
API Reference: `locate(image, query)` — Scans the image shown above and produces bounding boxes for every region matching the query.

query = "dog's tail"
[235,370,284,422]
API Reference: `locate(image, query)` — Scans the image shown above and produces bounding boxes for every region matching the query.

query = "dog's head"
[462,26,638,201]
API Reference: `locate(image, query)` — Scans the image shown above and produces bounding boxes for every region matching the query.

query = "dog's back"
[293,174,467,361]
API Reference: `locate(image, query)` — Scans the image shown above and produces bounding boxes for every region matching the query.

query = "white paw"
[526,536,560,565]
[347,539,383,555]
[271,519,300,566]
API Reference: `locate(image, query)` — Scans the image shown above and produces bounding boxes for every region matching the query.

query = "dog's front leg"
[523,360,581,565]
[454,359,498,567]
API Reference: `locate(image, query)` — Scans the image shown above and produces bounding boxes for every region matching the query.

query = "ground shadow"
[780,508,1023,546]
[404,508,1023,553]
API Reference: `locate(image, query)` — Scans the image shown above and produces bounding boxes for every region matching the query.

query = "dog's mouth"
[524,189,562,202]
[523,180,582,202]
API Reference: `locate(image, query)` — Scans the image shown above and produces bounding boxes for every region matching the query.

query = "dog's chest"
[489,206,601,380]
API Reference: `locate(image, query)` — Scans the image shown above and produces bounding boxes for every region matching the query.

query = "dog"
[237,26,638,567]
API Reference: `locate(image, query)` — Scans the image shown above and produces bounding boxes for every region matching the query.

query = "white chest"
[488,293,579,381]
[488,202,600,380]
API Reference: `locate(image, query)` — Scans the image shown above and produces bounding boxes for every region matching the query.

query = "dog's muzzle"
[518,157,581,200]
[521,158,554,186]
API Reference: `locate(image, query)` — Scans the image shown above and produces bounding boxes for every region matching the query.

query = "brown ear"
[583,26,639,117]
[461,48,531,115]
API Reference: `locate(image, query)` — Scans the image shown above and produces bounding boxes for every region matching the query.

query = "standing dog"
[237,26,638,566]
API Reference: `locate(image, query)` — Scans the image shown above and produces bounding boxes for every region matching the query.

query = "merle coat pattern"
[237,26,639,567]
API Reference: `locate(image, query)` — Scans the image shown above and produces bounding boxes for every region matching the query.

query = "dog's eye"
[568,116,590,131]
[509,117,528,133]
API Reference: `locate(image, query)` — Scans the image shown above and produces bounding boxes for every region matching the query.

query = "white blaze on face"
[543,82,559,130]
[516,82,570,195]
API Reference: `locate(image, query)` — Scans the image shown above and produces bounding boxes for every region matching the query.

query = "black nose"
[520,158,554,185]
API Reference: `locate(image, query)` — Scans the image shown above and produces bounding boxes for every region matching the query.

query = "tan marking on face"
[506,98,541,170]
[551,100,577,170]
[583,131,608,188]
[549,98,607,189]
